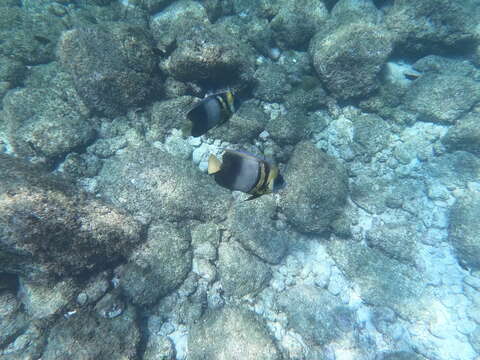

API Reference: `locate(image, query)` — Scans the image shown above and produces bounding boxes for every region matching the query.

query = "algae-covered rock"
[253,63,292,103]
[209,100,267,143]
[218,241,272,298]
[97,146,231,223]
[404,74,480,124]
[42,307,140,360]
[119,222,192,306]
[3,87,94,161]
[166,24,255,88]
[309,23,393,100]
[188,306,281,360]
[281,141,348,234]
[385,0,479,55]
[270,0,328,50]
[327,239,425,318]
[0,5,65,64]
[130,0,175,13]
[227,196,288,264]
[352,113,391,160]
[150,0,209,51]
[266,109,313,146]
[147,96,197,142]
[0,291,30,350]
[331,0,381,26]
[276,285,354,346]
[442,113,480,156]
[449,190,480,270]
[58,23,157,116]
[18,278,76,320]
[0,154,143,283]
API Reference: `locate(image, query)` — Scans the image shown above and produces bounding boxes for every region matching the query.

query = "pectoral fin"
[208,154,222,174]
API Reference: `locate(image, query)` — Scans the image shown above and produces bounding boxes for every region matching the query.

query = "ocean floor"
[1,0,480,359]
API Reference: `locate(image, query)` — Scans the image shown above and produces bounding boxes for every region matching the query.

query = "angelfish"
[186,90,235,137]
[208,150,286,200]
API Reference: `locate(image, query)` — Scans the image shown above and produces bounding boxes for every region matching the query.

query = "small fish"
[186,90,235,137]
[208,150,286,200]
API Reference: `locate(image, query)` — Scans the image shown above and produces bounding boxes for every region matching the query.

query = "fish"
[208,150,286,200]
[186,90,235,137]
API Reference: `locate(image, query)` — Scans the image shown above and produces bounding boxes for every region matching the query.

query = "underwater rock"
[188,306,281,360]
[449,190,480,270]
[0,321,46,360]
[150,0,210,51]
[253,63,292,103]
[470,326,480,354]
[0,4,65,65]
[147,96,196,142]
[365,222,419,265]
[58,23,157,117]
[276,284,354,346]
[309,23,393,100]
[130,0,175,13]
[0,56,25,87]
[270,0,328,50]
[97,146,231,223]
[266,109,311,146]
[144,334,175,360]
[281,141,348,234]
[42,306,139,360]
[18,278,76,320]
[227,196,288,264]
[119,222,192,306]
[166,24,255,88]
[381,352,425,360]
[385,0,479,55]
[3,87,94,161]
[209,100,267,143]
[218,240,272,298]
[331,0,381,26]
[404,74,480,124]
[442,113,480,156]
[215,15,272,56]
[0,154,143,283]
[0,291,30,350]
[352,113,391,160]
[327,239,425,318]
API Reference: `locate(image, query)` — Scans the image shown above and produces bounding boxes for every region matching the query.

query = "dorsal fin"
[208,154,222,174]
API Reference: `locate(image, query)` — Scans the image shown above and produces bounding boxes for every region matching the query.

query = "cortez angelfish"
[186,90,236,137]
[208,150,286,200]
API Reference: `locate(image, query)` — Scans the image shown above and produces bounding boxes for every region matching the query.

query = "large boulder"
[149,0,210,51]
[442,113,480,155]
[449,190,480,270]
[276,285,354,346]
[0,154,143,283]
[227,196,288,264]
[309,23,393,100]
[118,222,192,306]
[385,0,480,55]
[97,146,231,223]
[58,23,157,117]
[3,86,94,161]
[327,239,426,318]
[404,74,480,124]
[188,306,281,360]
[218,241,272,298]
[166,24,255,88]
[269,0,328,50]
[281,141,348,234]
[42,307,140,360]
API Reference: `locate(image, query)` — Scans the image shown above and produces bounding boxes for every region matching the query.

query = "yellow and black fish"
[208,150,286,200]
[186,90,235,137]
